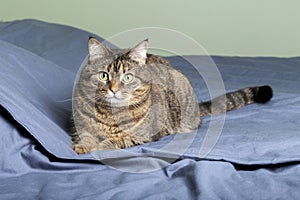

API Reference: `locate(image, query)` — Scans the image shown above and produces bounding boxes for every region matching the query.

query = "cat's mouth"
[104,90,131,106]
[106,96,130,107]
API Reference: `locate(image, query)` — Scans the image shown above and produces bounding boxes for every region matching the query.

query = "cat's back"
[146,54,171,66]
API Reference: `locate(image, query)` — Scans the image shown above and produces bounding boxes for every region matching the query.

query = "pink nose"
[110,84,118,94]
[110,88,117,94]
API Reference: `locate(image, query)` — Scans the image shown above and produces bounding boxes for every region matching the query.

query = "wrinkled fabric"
[0,19,300,199]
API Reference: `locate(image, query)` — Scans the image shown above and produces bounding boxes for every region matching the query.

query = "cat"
[70,37,273,154]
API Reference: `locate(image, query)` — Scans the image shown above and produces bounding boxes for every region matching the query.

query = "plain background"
[1,0,299,57]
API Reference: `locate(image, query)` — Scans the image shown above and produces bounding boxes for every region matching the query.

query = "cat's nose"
[110,88,118,94]
[110,83,119,94]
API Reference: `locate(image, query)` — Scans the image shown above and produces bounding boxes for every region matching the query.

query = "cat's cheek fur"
[91,74,101,86]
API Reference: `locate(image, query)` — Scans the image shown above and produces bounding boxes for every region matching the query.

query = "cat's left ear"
[88,37,112,62]
[128,39,148,65]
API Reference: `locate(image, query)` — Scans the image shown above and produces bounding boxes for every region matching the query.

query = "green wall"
[1,0,299,57]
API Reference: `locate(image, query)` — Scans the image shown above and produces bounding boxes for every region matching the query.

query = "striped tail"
[199,85,273,116]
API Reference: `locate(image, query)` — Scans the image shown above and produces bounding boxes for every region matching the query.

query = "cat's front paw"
[72,144,90,154]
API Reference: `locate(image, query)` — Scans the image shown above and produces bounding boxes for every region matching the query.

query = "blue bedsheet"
[0,19,300,199]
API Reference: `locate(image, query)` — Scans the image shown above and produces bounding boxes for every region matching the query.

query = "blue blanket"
[1,19,300,199]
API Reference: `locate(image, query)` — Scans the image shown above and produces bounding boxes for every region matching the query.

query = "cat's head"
[81,37,151,107]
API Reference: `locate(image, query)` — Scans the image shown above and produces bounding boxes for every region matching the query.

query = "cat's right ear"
[128,39,148,65]
[88,37,111,62]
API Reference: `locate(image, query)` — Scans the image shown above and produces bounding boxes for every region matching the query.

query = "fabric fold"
[0,19,300,166]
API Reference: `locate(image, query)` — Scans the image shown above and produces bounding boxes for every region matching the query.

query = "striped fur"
[199,86,273,116]
[71,38,272,154]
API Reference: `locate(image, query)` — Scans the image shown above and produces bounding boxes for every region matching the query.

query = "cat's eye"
[122,73,134,83]
[99,71,109,81]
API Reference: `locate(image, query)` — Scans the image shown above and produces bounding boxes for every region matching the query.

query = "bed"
[0,19,300,199]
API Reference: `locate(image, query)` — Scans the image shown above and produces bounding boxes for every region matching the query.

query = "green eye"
[123,73,134,83]
[99,71,109,81]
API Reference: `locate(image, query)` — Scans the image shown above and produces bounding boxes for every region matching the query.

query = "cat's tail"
[199,85,273,116]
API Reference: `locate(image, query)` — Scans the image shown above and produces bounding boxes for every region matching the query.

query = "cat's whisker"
[71,95,101,118]
[55,98,73,103]
[131,102,142,110]
[56,96,96,103]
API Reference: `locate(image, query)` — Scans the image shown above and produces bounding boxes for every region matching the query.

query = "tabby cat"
[71,37,272,154]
